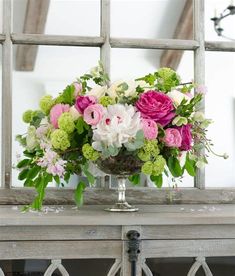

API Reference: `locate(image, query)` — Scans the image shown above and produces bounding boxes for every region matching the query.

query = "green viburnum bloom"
[143,140,159,156]
[152,155,166,176]
[141,161,153,175]
[39,95,54,115]
[82,143,100,161]
[58,113,75,134]
[172,116,188,126]
[99,96,115,107]
[137,149,151,162]
[22,110,33,123]
[51,129,70,151]
[157,67,180,92]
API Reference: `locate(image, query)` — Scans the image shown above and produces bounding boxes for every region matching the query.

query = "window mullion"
[194,0,205,189]
[1,0,13,188]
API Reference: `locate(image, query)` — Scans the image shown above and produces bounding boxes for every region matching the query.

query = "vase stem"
[117,177,126,203]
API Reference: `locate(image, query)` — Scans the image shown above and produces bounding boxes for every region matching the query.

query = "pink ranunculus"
[164,128,182,148]
[73,82,82,97]
[75,95,97,114]
[83,104,105,126]
[177,124,192,151]
[50,104,70,128]
[135,90,175,126]
[142,119,158,140]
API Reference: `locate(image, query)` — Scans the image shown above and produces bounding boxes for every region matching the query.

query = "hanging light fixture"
[211,1,235,41]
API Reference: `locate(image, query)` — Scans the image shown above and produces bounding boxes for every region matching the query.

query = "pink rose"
[73,82,82,97]
[136,90,175,126]
[142,119,158,140]
[75,95,97,114]
[164,128,182,148]
[84,104,105,126]
[177,124,192,151]
[50,104,70,128]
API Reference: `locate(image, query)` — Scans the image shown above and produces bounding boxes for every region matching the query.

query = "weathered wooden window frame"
[1,0,235,205]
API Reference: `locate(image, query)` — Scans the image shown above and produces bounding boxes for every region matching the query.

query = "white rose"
[86,85,107,99]
[107,80,137,99]
[167,90,191,106]
[69,106,81,120]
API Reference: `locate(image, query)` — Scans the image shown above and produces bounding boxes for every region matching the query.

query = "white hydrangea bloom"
[92,104,142,150]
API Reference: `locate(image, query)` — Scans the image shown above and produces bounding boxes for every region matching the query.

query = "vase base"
[105,202,138,212]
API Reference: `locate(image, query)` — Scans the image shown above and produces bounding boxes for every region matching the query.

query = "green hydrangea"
[82,144,100,161]
[99,96,115,107]
[22,110,33,123]
[58,113,75,134]
[143,140,159,157]
[51,129,70,151]
[152,155,166,176]
[157,67,180,92]
[39,95,54,115]
[137,149,151,162]
[141,161,153,175]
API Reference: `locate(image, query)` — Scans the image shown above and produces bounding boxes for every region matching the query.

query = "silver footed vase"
[95,153,143,212]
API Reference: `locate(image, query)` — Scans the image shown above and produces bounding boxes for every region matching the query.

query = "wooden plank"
[12,33,105,46]
[142,239,235,258]
[0,34,6,43]
[205,41,235,52]
[1,205,235,227]
[0,225,121,241]
[194,0,205,189]
[2,187,235,205]
[0,240,122,260]
[110,37,198,50]
[160,0,193,69]
[1,0,13,188]
[15,0,50,71]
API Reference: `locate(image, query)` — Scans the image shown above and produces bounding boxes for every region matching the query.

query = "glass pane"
[13,0,100,36]
[0,259,119,276]
[12,45,100,187]
[111,48,194,188]
[111,0,193,40]
[205,52,235,187]
[205,0,235,42]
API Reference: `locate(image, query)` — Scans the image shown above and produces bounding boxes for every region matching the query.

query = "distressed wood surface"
[0,240,122,260]
[11,33,105,46]
[205,41,235,52]
[15,0,50,71]
[1,205,235,227]
[0,34,6,42]
[110,38,199,50]
[2,187,235,205]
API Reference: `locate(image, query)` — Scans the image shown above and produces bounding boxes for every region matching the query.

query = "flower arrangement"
[16,62,227,210]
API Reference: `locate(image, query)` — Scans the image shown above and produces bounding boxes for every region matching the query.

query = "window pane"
[13,0,100,36]
[111,48,194,188]
[111,0,193,40]
[205,52,235,187]
[12,45,100,187]
[205,0,235,42]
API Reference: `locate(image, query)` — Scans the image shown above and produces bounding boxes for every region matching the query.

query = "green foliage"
[59,85,75,105]
[184,153,196,176]
[167,156,183,177]
[74,181,86,206]
[30,111,45,128]
[75,117,90,135]
[150,174,163,188]
[81,162,95,185]
[176,94,202,118]
[15,135,27,147]
[128,174,141,185]
[125,130,144,151]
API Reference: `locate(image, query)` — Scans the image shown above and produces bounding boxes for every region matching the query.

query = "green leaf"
[18,169,29,180]
[24,178,34,187]
[74,181,86,206]
[184,154,196,176]
[17,159,31,169]
[82,163,95,184]
[128,174,140,185]
[107,145,119,156]
[61,85,75,105]
[167,156,183,177]
[150,174,163,188]
[27,166,41,179]
[64,172,71,183]
[53,175,60,185]
[75,117,89,134]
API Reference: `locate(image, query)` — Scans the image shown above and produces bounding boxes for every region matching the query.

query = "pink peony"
[164,128,182,148]
[142,119,158,140]
[136,90,175,126]
[84,104,105,126]
[73,82,82,97]
[50,104,70,128]
[75,95,97,114]
[177,124,192,151]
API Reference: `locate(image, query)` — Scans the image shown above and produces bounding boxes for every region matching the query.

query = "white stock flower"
[167,90,191,106]
[107,80,137,99]
[92,104,142,150]
[86,85,107,99]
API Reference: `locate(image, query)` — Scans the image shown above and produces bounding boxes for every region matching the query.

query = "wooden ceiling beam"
[160,0,193,70]
[15,0,50,71]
